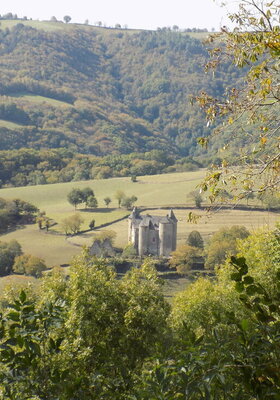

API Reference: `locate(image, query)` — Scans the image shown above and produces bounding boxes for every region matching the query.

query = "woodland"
[0,20,241,187]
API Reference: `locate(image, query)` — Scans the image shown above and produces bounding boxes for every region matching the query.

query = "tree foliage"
[12,254,47,278]
[61,214,84,235]
[170,244,202,273]
[196,0,280,203]
[205,225,250,269]
[187,230,204,248]
[0,240,22,276]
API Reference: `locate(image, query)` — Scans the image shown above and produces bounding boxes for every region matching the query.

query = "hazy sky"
[2,0,235,31]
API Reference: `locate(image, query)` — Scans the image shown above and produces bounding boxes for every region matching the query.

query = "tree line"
[0,147,202,188]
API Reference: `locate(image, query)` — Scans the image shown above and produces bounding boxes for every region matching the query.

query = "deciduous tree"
[195,0,280,203]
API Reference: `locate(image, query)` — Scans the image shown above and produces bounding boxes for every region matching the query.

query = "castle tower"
[159,220,173,257]
[168,209,177,251]
[128,207,140,251]
[139,223,148,256]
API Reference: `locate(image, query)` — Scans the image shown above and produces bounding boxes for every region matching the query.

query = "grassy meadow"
[0,119,25,129]
[9,93,73,107]
[0,170,279,268]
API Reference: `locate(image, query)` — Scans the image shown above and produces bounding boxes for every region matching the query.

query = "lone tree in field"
[187,231,204,249]
[115,190,125,208]
[121,195,138,210]
[89,219,95,230]
[63,15,71,23]
[189,191,203,208]
[104,197,111,208]
[61,214,84,235]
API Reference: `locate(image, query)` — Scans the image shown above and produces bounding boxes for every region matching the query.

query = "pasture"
[9,93,73,108]
[0,170,279,267]
[0,119,25,129]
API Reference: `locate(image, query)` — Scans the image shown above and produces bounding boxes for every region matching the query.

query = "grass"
[161,277,192,300]
[0,170,279,266]
[0,274,37,293]
[0,119,25,129]
[0,19,70,32]
[9,93,73,107]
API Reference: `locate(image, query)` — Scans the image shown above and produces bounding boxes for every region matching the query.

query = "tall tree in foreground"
[195,0,280,204]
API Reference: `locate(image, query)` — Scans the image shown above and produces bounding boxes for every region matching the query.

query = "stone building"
[89,238,115,257]
[128,208,177,257]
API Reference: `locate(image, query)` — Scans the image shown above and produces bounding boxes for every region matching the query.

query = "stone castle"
[128,208,177,257]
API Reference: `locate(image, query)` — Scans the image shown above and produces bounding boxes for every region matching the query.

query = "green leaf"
[240,319,249,331]
[268,304,277,313]
[245,285,259,296]
[231,272,242,282]
[243,276,254,285]
[235,282,245,293]
[7,312,20,322]
[19,290,27,304]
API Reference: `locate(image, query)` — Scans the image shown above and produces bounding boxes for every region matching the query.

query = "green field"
[0,170,279,267]
[0,119,25,129]
[9,93,73,107]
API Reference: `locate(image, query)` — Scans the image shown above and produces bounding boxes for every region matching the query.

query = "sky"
[1,0,236,31]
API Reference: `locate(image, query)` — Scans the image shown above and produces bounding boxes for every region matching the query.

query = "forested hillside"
[0,21,242,185]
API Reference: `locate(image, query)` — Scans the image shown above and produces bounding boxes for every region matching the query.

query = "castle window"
[152,237,155,242]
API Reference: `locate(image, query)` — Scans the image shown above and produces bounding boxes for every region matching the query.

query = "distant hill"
[0,20,246,186]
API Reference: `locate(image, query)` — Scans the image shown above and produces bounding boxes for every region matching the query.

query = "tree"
[122,243,137,258]
[262,192,280,210]
[81,187,94,203]
[0,255,169,399]
[121,195,137,210]
[86,195,98,209]
[61,214,84,235]
[189,190,203,208]
[195,0,280,203]
[205,225,250,269]
[67,188,83,210]
[115,190,125,208]
[63,15,71,23]
[0,240,22,276]
[103,197,111,207]
[13,254,47,278]
[170,245,202,274]
[89,219,95,230]
[187,230,204,249]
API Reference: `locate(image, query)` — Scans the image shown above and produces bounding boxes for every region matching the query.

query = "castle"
[128,208,177,257]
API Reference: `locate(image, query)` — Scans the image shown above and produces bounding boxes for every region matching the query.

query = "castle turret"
[139,222,148,256]
[159,219,173,257]
[168,209,177,251]
[128,207,140,250]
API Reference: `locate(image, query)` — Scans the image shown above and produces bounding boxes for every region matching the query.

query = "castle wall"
[147,230,159,255]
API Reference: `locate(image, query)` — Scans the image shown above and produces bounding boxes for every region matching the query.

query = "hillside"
[0,20,246,186]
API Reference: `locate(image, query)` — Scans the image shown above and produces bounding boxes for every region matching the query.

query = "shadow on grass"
[79,207,117,213]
